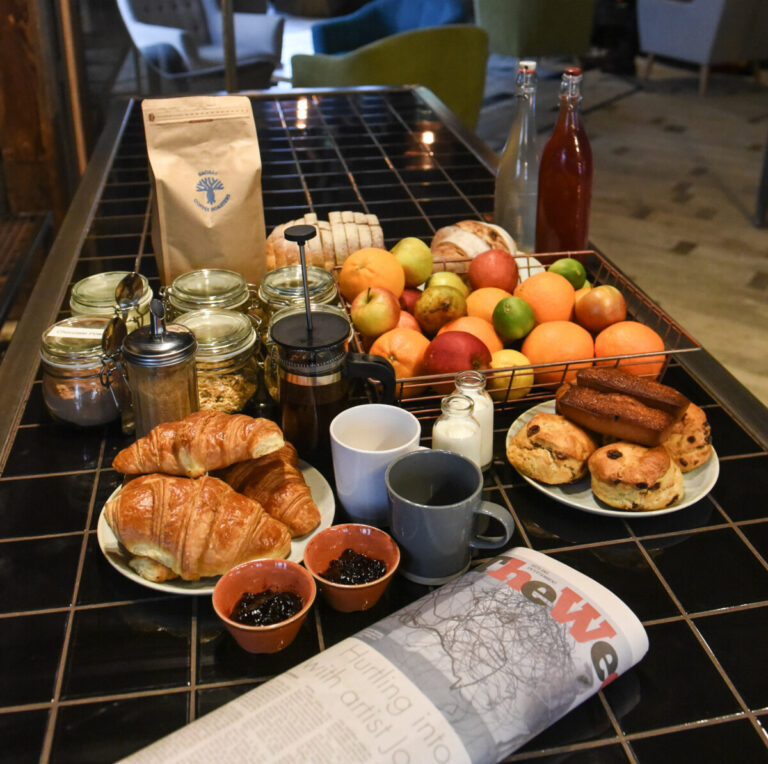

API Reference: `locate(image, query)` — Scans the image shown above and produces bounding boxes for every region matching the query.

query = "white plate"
[96,460,335,595]
[505,400,720,518]
[515,254,545,281]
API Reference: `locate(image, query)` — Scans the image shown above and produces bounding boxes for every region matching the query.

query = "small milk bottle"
[454,370,494,471]
[432,393,482,469]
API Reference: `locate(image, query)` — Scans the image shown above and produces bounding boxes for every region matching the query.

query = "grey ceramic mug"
[386,449,516,585]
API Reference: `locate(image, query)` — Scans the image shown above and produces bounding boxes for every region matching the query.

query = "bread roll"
[430,220,517,269]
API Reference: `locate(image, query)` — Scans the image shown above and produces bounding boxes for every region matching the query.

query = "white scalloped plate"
[96,460,335,595]
[506,400,719,518]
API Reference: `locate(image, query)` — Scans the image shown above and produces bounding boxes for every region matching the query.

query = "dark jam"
[230,589,303,626]
[322,549,386,585]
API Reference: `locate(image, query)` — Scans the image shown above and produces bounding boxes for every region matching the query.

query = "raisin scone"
[588,442,684,510]
[662,403,712,473]
[506,412,598,484]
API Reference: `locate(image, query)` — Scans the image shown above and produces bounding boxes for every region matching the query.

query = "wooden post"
[0,0,68,220]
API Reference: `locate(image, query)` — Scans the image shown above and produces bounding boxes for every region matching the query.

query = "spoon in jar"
[114,271,143,325]
[101,314,134,434]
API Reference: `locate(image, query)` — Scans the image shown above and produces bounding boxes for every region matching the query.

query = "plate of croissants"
[505,367,719,517]
[96,411,335,594]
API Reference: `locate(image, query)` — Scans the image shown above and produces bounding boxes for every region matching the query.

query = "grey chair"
[116,0,284,92]
[637,0,768,94]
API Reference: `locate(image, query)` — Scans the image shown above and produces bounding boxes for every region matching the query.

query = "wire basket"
[338,250,700,418]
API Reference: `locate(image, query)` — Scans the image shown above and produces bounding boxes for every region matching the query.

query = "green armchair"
[472,0,596,60]
[291,25,489,128]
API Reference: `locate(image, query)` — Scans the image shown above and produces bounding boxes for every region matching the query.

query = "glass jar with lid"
[40,315,120,426]
[174,309,260,414]
[165,268,254,319]
[257,265,338,329]
[70,272,152,332]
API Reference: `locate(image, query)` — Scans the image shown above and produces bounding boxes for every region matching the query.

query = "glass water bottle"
[536,67,593,253]
[494,60,539,253]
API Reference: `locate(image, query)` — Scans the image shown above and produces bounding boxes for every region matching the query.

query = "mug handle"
[469,501,516,551]
[347,353,396,404]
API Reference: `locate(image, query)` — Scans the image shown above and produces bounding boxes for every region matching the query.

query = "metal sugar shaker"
[121,298,199,438]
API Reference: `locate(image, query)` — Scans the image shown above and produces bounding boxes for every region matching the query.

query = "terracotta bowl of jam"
[304,523,400,612]
[212,559,316,653]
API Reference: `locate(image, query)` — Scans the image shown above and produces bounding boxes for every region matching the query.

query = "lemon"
[487,349,534,401]
[491,296,535,343]
[548,257,587,289]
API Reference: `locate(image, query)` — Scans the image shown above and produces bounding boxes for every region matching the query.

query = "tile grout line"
[39,436,107,763]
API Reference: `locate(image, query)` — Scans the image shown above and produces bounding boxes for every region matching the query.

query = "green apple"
[350,286,401,338]
[391,237,433,287]
[427,270,470,298]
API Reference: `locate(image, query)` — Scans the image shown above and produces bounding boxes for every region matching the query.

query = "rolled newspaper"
[124,548,648,763]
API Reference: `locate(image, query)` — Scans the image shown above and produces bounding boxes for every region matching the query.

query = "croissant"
[104,474,292,582]
[112,411,284,477]
[221,443,321,537]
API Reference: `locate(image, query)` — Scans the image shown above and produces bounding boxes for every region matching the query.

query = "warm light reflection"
[296,97,308,130]
[421,130,435,145]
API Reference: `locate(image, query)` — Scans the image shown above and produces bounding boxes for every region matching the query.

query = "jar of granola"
[40,316,120,426]
[174,309,259,414]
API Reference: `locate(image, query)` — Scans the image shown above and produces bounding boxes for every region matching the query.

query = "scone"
[506,412,598,484]
[588,442,684,510]
[663,403,712,472]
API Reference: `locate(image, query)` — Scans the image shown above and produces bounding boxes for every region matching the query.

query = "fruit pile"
[337,236,667,403]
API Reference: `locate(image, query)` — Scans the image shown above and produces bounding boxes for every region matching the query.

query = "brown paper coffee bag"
[142,95,266,285]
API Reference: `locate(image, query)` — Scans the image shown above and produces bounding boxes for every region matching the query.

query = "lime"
[488,349,534,401]
[548,257,587,289]
[491,296,535,344]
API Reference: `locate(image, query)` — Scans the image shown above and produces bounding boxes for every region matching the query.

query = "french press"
[270,225,395,473]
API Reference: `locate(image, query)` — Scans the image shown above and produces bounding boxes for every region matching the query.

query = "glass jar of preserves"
[165,268,254,319]
[257,265,338,330]
[40,316,120,427]
[175,309,260,414]
[69,272,152,332]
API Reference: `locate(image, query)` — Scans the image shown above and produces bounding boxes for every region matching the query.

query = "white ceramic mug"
[330,404,422,527]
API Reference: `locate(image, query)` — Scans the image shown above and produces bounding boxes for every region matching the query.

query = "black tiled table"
[0,88,766,763]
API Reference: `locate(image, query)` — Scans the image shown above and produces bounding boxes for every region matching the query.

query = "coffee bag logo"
[194,171,230,212]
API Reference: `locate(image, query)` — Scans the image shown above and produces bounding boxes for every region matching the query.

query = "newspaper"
[124,548,648,763]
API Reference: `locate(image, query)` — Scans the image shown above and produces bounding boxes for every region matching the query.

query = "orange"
[436,315,504,355]
[466,287,512,324]
[338,247,406,301]
[369,328,430,398]
[513,270,575,324]
[594,321,666,378]
[521,320,594,386]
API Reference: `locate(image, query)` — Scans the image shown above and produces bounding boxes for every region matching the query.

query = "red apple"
[422,331,492,393]
[350,287,401,338]
[399,287,422,314]
[468,249,519,291]
[397,310,422,332]
[574,284,627,333]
